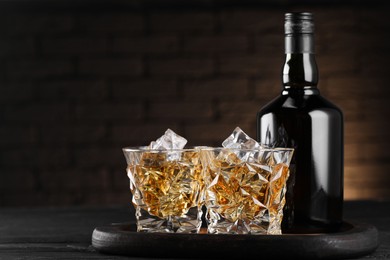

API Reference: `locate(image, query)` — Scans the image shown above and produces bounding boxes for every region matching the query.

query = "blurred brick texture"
[0,1,389,206]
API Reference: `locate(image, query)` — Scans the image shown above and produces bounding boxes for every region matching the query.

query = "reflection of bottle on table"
[256,12,344,233]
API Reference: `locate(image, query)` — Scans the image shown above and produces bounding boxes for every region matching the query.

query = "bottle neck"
[282,33,318,89]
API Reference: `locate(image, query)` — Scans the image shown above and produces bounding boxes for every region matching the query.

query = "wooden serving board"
[92,221,378,259]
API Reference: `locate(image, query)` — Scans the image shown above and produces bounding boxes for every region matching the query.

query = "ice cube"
[149,128,187,150]
[222,127,260,149]
[149,128,187,161]
[222,127,261,162]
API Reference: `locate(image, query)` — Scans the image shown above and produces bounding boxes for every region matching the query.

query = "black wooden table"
[0,200,388,259]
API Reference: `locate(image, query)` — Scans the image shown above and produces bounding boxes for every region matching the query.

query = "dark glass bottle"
[256,12,344,233]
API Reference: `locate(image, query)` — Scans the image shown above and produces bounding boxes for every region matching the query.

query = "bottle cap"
[285,12,314,35]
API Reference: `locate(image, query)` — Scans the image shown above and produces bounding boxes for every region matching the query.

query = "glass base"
[206,210,281,235]
[136,207,203,233]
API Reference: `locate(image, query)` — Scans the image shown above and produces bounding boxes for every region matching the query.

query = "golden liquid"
[128,151,204,219]
[205,152,290,223]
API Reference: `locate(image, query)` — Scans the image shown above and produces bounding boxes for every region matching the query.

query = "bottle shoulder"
[258,92,343,117]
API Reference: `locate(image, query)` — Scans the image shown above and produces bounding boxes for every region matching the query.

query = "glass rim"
[122,146,201,153]
[122,146,294,153]
[197,146,294,152]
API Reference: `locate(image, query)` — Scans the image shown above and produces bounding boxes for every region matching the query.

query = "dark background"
[0,0,389,207]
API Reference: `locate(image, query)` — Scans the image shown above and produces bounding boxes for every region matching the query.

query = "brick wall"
[0,1,389,206]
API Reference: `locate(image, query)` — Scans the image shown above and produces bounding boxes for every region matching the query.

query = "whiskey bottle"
[256,12,344,233]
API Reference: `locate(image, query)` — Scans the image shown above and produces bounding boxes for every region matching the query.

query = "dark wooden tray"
[92,220,379,259]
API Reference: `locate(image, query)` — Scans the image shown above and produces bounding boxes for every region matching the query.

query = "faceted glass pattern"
[200,147,294,235]
[123,147,204,233]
